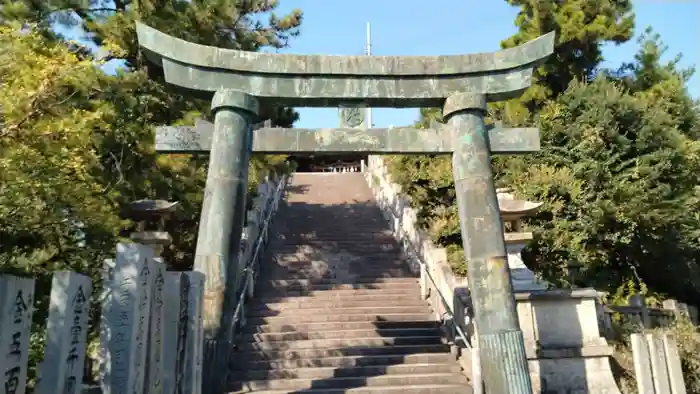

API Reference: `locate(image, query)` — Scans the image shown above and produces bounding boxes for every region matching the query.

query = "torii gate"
[136,23,554,394]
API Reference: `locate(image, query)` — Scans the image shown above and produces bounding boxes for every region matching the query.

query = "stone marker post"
[631,333,655,394]
[36,271,92,394]
[162,271,206,394]
[444,93,531,393]
[99,243,154,394]
[646,333,671,393]
[184,272,205,394]
[0,275,35,394]
[145,258,166,394]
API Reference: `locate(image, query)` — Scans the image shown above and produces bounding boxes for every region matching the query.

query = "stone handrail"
[600,295,699,338]
[231,174,288,332]
[363,156,472,338]
[363,156,623,394]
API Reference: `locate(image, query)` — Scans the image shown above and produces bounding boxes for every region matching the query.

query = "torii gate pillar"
[194,90,258,349]
[446,93,530,392]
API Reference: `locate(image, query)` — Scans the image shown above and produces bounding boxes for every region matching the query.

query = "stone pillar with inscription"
[444,93,532,393]
[99,243,155,394]
[161,271,206,394]
[0,275,35,394]
[36,271,92,394]
[195,89,258,394]
[145,258,166,394]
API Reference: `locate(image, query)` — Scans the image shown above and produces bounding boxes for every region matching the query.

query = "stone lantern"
[496,188,549,291]
[120,199,178,257]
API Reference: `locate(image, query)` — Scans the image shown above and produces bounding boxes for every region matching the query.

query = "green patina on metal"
[136,22,554,107]
[137,22,555,394]
[154,123,540,154]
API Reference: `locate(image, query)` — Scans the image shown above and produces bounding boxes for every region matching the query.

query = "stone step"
[232,362,461,381]
[241,327,442,343]
[263,264,413,274]
[273,250,404,257]
[262,278,418,286]
[258,288,419,299]
[242,320,441,334]
[259,270,417,281]
[230,362,461,381]
[259,281,419,292]
[232,352,455,371]
[239,335,443,351]
[232,372,467,391]
[276,239,399,246]
[274,236,396,243]
[247,313,434,325]
[247,305,430,318]
[237,343,452,362]
[253,288,420,302]
[273,245,400,252]
[266,259,410,267]
[231,384,471,394]
[249,297,426,311]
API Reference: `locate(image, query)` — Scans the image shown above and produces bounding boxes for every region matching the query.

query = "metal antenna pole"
[365,22,373,129]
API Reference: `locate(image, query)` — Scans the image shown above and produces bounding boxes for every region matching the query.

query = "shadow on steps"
[228,174,470,393]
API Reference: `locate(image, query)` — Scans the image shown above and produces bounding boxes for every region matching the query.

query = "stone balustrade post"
[630,294,651,329]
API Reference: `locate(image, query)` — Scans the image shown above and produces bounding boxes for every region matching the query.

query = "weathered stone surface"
[99,243,155,394]
[138,23,553,76]
[0,275,35,394]
[155,125,540,154]
[184,272,205,394]
[36,271,92,394]
[145,258,166,394]
[136,23,554,106]
[662,334,687,394]
[162,271,206,394]
[646,333,671,393]
[338,106,366,129]
[630,333,655,394]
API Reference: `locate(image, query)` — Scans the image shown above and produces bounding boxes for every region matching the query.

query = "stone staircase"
[229,173,472,393]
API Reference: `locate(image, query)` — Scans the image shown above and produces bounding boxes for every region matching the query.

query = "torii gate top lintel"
[135,22,555,107]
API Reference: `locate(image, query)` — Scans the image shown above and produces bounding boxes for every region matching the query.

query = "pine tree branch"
[43,7,119,20]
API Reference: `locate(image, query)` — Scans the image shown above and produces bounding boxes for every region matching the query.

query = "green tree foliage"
[502,77,700,302]
[0,24,121,277]
[0,23,128,383]
[1,0,304,384]
[615,27,699,138]
[1,0,303,268]
[389,0,700,306]
[496,0,634,123]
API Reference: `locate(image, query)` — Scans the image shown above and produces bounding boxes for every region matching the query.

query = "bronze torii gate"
[137,23,554,394]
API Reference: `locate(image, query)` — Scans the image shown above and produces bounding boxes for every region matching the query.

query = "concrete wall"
[364,156,621,394]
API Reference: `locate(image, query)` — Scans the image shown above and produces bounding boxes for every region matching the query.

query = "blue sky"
[268,0,699,129]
